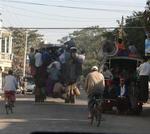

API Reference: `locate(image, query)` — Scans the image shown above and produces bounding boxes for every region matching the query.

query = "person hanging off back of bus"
[115,78,129,113]
[102,65,113,99]
[137,56,150,103]
[29,47,36,77]
[3,70,18,107]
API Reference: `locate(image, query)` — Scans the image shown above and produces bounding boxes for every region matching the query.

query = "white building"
[0,29,13,71]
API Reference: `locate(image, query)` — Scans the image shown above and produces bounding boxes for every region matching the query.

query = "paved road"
[0,94,150,134]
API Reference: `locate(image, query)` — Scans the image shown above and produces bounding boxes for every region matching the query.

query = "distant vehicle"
[102,56,144,115]
[16,88,22,94]
[26,80,35,94]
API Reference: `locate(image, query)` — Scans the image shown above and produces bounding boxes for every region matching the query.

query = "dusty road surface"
[0,94,150,134]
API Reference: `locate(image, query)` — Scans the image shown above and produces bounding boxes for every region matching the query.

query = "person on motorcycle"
[84,66,105,118]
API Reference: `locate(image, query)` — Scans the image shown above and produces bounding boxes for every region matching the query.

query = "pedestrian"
[137,57,150,102]
[3,70,18,106]
[34,49,43,70]
[29,47,36,77]
[84,66,105,118]
[34,49,43,102]
[0,67,3,94]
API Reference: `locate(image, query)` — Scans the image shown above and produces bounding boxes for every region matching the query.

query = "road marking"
[0,118,88,122]
[0,119,27,123]
[32,118,88,122]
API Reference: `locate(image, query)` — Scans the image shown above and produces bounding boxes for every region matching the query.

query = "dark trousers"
[88,89,103,111]
[139,76,149,102]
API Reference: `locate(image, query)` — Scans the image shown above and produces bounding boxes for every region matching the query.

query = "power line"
[59,0,144,8]
[0,0,135,13]
[2,26,145,30]
[1,3,122,21]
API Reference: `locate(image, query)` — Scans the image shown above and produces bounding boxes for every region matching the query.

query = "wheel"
[96,112,102,127]
[65,95,70,103]
[5,104,9,114]
[9,105,13,113]
[134,104,143,115]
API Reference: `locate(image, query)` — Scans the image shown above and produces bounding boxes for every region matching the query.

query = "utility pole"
[116,16,124,40]
[23,31,28,77]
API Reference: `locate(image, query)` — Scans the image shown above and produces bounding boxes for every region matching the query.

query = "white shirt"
[3,75,18,91]
[59,52,65,64]
[76,54,85,64]
[34,52,43,67]
[120,85,125,97]
[137,62,150,76]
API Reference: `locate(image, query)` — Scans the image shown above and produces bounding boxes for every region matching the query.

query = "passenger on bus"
[102,66,113,98]
[116,38,128,56]
[115,78,128,97]
[116,78,130,113]
[29,48,36,77]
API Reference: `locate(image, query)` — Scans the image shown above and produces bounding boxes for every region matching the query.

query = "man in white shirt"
[137,57,150,102]
[34,49,43,68]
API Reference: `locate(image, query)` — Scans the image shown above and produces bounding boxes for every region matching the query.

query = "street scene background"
[0,90,150,134]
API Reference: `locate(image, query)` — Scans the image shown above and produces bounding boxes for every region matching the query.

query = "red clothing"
[116,43,125,50]
[4,91,16,102]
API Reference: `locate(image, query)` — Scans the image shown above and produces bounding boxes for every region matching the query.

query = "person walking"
[137,57,150,102]
[84,66,105,118]
[34,49,43,102]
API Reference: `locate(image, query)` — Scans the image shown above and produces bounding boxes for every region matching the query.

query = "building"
[0,20,13,71]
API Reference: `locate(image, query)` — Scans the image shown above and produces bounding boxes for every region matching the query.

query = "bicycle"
[90,97,103,127]
[4,91,15,114]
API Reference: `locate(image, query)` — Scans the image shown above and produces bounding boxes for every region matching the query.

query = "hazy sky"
[0,0,146,43]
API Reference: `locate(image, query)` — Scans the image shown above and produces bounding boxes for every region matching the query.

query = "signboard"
[145,38,150,56]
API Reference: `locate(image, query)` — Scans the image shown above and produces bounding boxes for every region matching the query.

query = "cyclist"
[84,66,105,118]
[3,70,18,107]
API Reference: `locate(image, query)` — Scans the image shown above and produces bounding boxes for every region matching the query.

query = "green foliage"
[83,58,100,76]
[9,28,43,76]
[58,26,110,75]
[124,12,146,56]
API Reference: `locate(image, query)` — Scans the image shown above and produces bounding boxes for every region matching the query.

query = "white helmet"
[91,66,98,71]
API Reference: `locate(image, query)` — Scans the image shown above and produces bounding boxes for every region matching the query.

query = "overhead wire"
[56,0,144,8]
[1,3,122,23]
[0,0,145,32]
[6,6,24,27]
[2,26,145,30]
[0,2,13,26]
[1,8,120,23]
[0,0,136,13]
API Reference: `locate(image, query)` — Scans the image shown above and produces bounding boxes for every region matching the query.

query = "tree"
[58,26,108,75]
[9,28,43,76]
[124,12,146,56]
